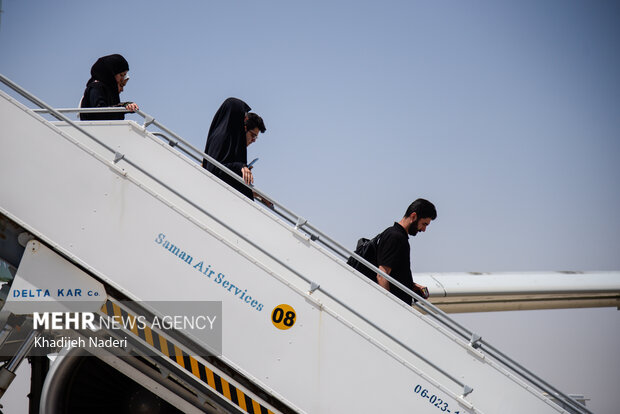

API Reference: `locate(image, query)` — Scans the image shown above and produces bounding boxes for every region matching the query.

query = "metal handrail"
[33,107,129,114]
[0,74,590,413]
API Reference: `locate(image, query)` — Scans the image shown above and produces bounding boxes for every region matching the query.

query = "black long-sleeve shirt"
[376,223,415,305]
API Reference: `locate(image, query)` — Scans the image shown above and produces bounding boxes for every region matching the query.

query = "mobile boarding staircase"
[0,73,610,414]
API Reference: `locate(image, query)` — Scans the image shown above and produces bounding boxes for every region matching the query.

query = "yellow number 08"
[271,304,296,330]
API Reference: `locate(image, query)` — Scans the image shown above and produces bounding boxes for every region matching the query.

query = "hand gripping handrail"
[0,73,591,414]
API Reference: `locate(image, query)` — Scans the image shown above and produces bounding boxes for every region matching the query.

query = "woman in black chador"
[79,54,139,120]
[202,98,265,200]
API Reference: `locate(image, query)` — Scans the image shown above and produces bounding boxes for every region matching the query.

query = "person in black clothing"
[202,98,266,200]
[79,54,139,120]
[376,198,437,305]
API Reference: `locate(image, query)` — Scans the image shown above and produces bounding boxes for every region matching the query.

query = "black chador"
[79,54,129,120]
[202,98,254,200]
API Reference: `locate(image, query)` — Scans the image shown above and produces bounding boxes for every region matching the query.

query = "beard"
[408,218,419,236]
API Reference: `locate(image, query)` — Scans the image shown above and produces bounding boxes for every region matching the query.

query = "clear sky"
[1,1,619,413]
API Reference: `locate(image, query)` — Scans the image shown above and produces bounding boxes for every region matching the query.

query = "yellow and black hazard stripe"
[100,300,275,414]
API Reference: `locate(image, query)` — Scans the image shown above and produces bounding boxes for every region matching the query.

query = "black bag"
[347,235,381,280]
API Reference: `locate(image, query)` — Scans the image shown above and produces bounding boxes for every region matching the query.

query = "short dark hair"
[246,112,266,133]
[404,198,437,220]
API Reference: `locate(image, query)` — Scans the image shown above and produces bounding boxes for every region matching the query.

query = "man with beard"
[375,198,437,305]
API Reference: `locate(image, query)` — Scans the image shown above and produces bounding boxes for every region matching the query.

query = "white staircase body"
[0,81,605,414]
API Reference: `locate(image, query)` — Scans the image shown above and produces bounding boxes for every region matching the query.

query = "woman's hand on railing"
[124,102,139,112]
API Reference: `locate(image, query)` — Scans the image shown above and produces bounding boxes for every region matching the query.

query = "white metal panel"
[5,240,106,314]
[0,92,574,413]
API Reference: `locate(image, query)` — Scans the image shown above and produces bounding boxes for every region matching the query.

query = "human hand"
[413,283,429,299]
[124,102,139,112]
[254,192,274,209]
[241,166,254,185]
